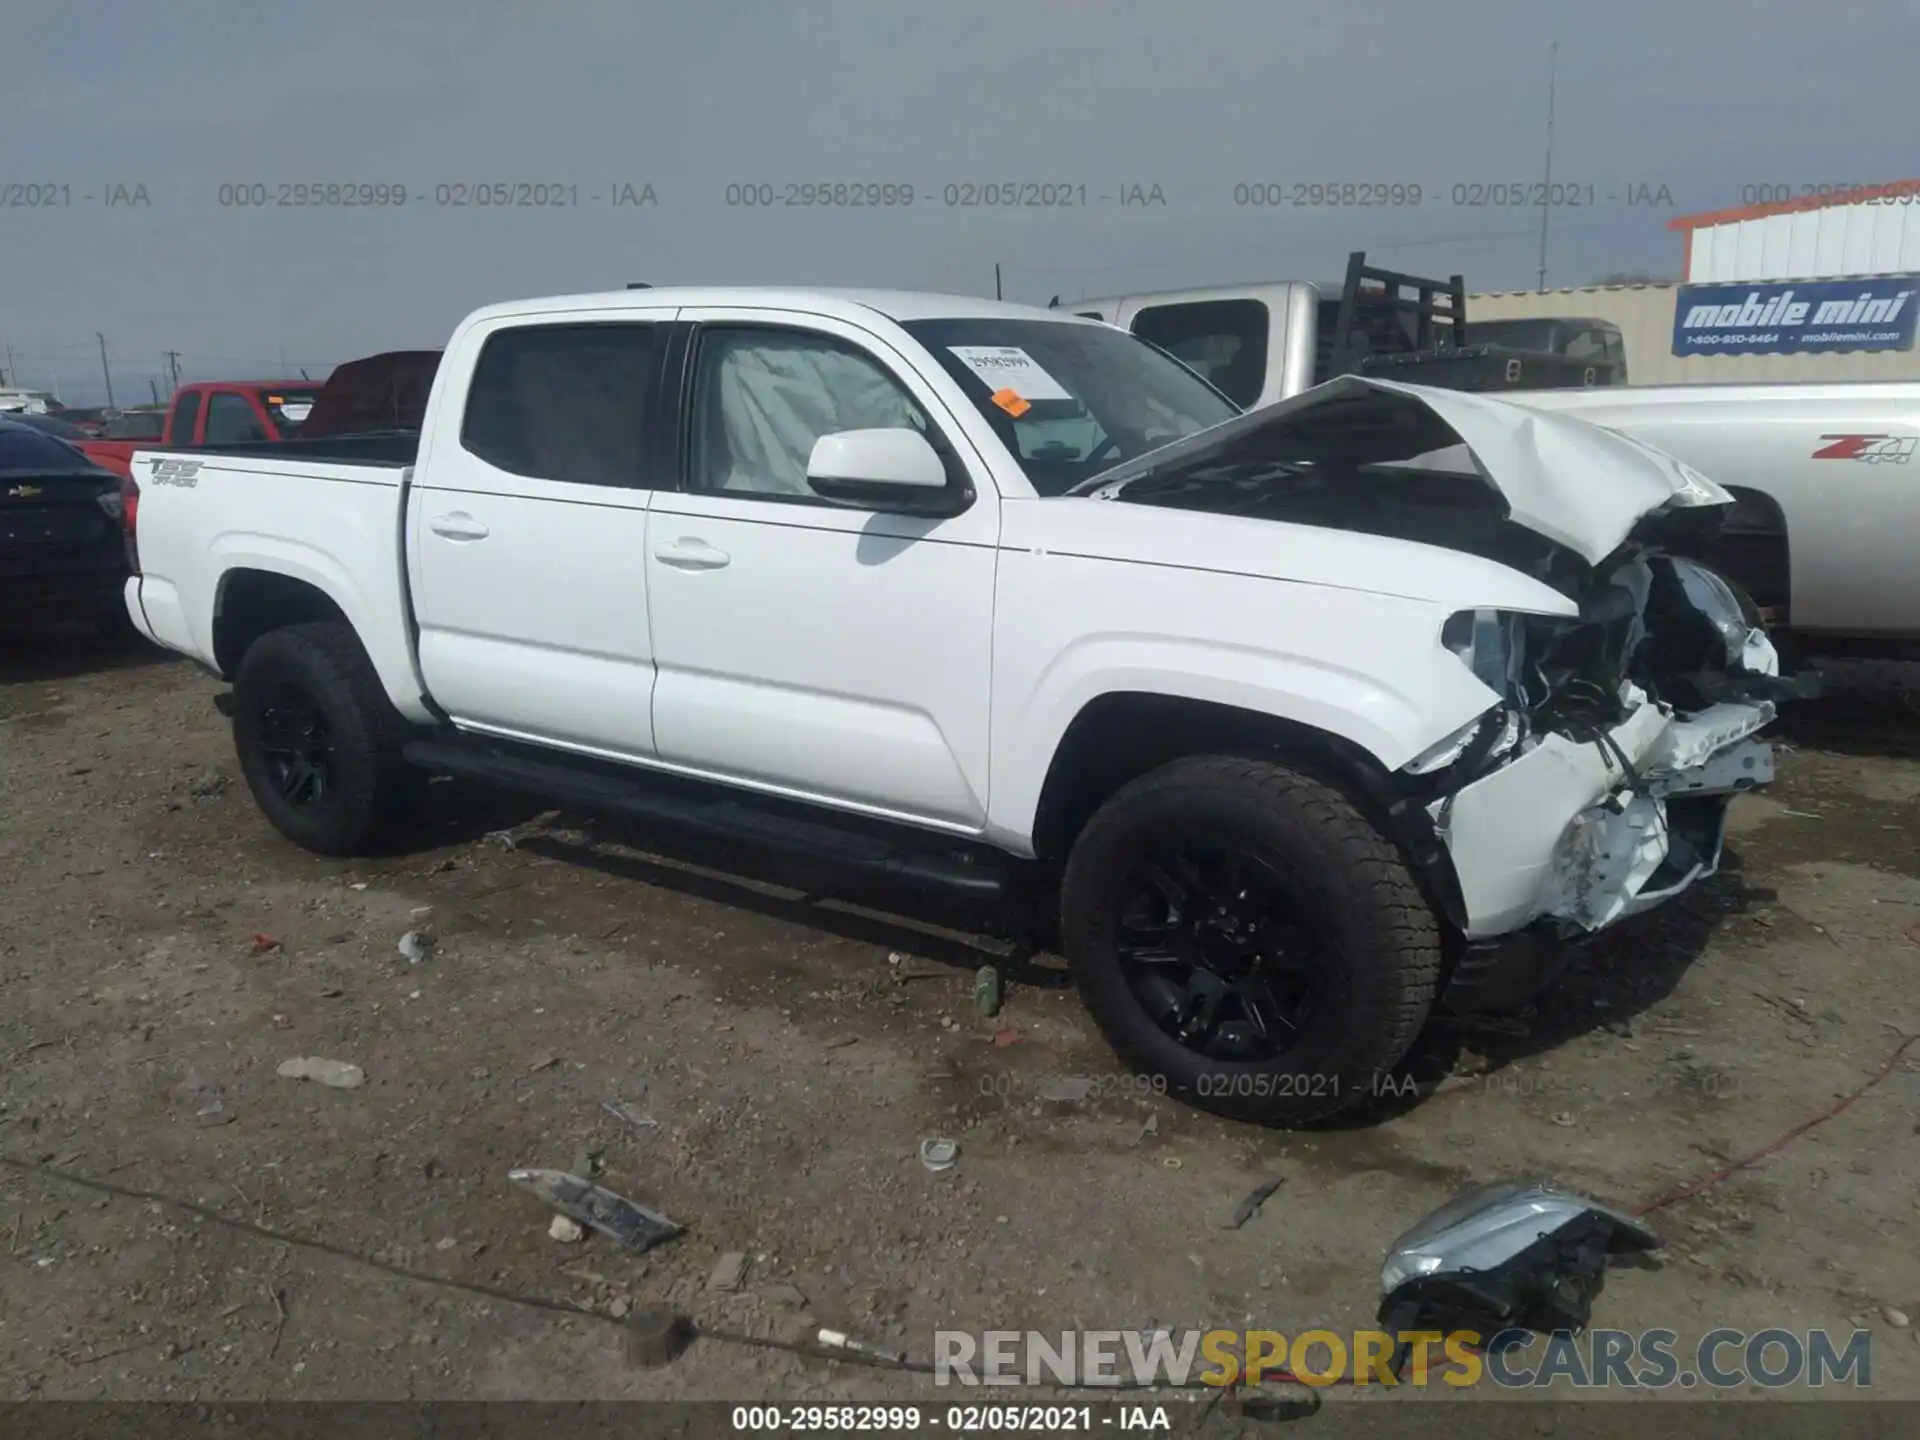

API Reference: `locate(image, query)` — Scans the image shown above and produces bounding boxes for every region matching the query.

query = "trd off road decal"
[1810,434,1917,464]
[147,457,204,486]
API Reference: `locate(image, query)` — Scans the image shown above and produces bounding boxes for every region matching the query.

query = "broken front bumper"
[1433,700,1774,939]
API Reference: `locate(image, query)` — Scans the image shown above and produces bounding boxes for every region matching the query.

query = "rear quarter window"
[0,425,95,472]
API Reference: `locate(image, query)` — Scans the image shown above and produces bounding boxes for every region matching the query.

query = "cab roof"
[462,287,1095,328]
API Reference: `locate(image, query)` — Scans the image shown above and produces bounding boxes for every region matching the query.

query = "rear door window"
[459,323,661,488]
[1130,299,1269,409]
[204,392,268,443]
[171,390,203,443]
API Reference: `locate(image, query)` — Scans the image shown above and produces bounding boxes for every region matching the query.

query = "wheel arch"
[207,553,432,723]
[213,568,350,675]
[1709,485,1791,620]
[1024,690,1468,934]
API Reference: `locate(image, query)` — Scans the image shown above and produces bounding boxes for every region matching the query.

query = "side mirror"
[805,428,963,514]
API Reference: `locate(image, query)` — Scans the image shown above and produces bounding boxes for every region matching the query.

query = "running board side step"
[400,737,1009,901]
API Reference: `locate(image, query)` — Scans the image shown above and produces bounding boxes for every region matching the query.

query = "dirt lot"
[2,626,1917,1408]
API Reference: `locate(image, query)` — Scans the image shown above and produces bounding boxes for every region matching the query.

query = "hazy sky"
[5,0,1916,403]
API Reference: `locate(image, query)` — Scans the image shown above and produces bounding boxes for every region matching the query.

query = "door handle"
[653,537,731,570]
[429,512,489,541]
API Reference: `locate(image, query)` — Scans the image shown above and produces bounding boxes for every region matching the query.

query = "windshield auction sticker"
[947,346,1073,400]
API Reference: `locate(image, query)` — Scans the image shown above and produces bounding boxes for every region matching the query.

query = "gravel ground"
[2,626,1917,1410]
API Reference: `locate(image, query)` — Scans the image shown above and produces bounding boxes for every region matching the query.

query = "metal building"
[1469,180,1920,384]
[1676,180,1920,282]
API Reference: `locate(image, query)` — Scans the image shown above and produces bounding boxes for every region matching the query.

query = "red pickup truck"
[78,381,321,479]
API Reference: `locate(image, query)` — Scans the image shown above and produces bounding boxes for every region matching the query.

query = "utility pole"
[164,350,182,396]
[2,341,13,388]
[1536,40,1559,292]
[96,332,116,408]
[994,263,1003,301]
[149,378,161,405]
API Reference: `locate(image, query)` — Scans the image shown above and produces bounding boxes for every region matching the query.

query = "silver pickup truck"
[1078,278,1920,665]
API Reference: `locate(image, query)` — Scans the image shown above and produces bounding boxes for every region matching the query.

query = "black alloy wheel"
[1060,755,1442,1125]
[230,622,411,856]
[1113,839,1327,1063]
[254,681,338,809]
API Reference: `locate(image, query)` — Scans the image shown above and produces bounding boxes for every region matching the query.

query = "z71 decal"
[1811,434,1917,464]
[146,457,204,486]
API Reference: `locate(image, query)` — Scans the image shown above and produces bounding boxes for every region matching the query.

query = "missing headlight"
[1633,556,1797,708]
[1441,603,1639,742]
[1404,707,1523,777]
[1441,609,1526,697]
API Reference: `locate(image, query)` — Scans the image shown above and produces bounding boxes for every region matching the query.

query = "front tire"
[1059,755,1441,1125]
[231,622,410,856]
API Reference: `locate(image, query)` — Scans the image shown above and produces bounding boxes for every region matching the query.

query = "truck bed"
[126,445,424,722]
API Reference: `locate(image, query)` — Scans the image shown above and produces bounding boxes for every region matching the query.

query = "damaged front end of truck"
[1398,536,1801,1010]
[1405,543,1789,922]
[1087,375,1814,1004]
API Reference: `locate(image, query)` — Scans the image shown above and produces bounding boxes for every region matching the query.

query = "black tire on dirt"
[1059,755,1441,1126]
[231,622,412,857]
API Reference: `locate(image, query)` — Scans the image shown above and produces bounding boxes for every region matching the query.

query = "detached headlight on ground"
[1377,1179,1662,1360]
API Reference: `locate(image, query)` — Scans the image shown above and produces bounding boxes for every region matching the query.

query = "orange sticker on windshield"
[991,388,1032,417]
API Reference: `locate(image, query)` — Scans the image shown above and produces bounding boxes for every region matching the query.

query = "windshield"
[900,318,1240,496]
[258,387,322,436]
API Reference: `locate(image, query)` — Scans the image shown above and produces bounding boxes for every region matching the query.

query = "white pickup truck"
[1076,279,1920,663]
[121,287,1788,1125]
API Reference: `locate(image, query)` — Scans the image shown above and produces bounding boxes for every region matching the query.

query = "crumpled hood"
[1083,374,1732,565]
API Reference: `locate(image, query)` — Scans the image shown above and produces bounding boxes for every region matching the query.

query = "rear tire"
[231,622,411,856]
[1059,755,1441,1126]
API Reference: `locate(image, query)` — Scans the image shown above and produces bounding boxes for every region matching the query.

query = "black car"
[0,418,137,639]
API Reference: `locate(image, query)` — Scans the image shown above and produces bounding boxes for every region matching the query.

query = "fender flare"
[206,536,432,723]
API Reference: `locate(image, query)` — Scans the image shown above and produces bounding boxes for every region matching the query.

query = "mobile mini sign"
[1673,277,1919,356]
